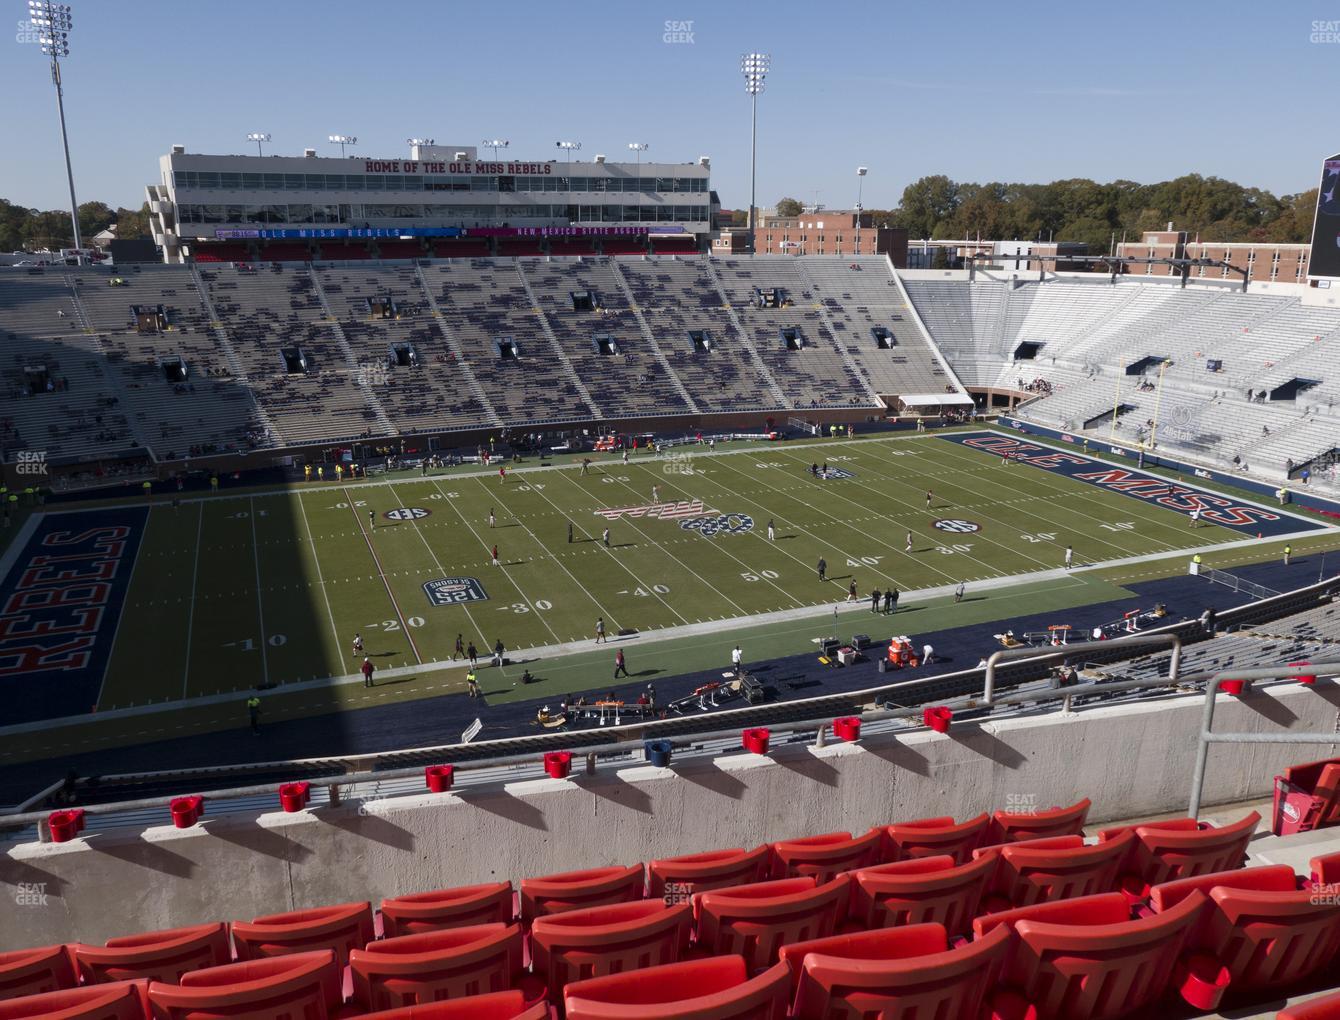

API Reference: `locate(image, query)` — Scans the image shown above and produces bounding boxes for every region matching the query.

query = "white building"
[146,143,713,263]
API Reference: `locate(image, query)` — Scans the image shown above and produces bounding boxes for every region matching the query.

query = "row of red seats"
[3,846,1336,1018]
[3,802,1334,1018]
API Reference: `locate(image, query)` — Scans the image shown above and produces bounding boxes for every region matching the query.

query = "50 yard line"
[181,502,204,699]
[248,497,270,687]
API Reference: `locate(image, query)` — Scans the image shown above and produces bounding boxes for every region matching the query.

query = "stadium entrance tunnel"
[1270,377,1320,401]
[1083,403,1136,429]
[1012,341,1043,361]
[1125,355,1171,375]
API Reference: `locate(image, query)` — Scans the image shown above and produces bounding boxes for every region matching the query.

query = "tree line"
[1,199,152,252]
[774,173,1318,252]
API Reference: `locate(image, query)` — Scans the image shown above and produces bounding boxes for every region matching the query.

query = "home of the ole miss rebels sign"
[364,160,554,175]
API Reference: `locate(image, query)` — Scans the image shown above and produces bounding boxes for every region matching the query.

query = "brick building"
[1115,230,1311,284]
[712,210,907,264]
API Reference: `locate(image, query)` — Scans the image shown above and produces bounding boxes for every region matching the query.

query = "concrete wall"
[3,683,1337,950]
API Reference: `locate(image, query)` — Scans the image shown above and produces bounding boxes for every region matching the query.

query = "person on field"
[595,617,607,643]
[466,669,480,698]
[467,641,479,667]
[247,695,261,735]
[362,657,375,688]
[453,633,465,660]
[491,544,499,567]
[817,557,827,581]
[493,638,505,667]
[614,648,629,678]
[488,508,495,528]
[1064,545,1073,570]
[767,518,775,541]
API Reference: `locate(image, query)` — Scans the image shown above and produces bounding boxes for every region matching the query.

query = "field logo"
[595,499,712,521]
[681,513,754,538]
[384,507,431,521]
[933,518,980,534]
[424,577,489,606]
[821,466,856,480]
[15,450,46,476]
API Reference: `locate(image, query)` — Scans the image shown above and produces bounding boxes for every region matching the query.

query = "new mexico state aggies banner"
[0,507,147,723]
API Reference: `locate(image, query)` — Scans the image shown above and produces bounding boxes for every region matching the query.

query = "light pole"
[29,0,82,262]
[627,143,648,214]
[247,132,270,157]
[482,139,509,160]
[328,134,357,157]
[407,137,435,150]
[740,52,770,254]
[855,166,868,256]
[556,141,581,219]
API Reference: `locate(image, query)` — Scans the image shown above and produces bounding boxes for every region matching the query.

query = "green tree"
[775,197,803,217]
[892,175,959,238]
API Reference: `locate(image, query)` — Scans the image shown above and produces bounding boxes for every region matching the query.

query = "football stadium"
[3,4,1340,1018]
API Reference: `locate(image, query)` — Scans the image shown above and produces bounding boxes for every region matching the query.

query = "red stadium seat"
[875,813,990,864]
[1095,816,1202,841]
[380,883,515,938]
[846,853,995,935]
[974,890,1205,1020]
[695,876,849,972]
[530,900,692,1004]
[1150,865,1340,1010]
[769,830,881,882]
[231,900,374,966]
[72,922,230,985]
[519,866,644,925]
[988,798,1091,844]
[0,945,75,1002]
[147,949,340,1019]
[779,923,1012,1020]
[978,830,1134,910]
[0,981,149,1020]
[563,955,789,1020]
[1105,811,1260,900]
[647,847,770,899]
[1312,850,1340,888]
[355,990,550,1018]
[349,923,526,1013]
[1280,989,1340,1019]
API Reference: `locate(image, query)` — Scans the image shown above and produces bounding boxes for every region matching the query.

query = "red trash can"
[48,809,86,843]
[923,706,953,733]
[170,796,204,828]
[543,751,572,779]
[278,782,311,812]
[742,728,771,754]
[833,717,862,742]
[425,765,455,793]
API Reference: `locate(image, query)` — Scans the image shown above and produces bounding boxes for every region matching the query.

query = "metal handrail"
[983,632,1183,703]
[1187,661,1340,818]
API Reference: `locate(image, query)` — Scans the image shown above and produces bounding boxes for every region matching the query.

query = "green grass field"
[87,430,1262,711]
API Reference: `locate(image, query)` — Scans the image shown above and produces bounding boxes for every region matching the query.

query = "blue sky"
[4,0,1337,212]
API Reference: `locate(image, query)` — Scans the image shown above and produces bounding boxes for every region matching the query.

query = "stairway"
[189,265,282,443]
[606,260,700,413]
[701,259,790,409]
[514,262,603,419]
[794,261,883,405]
[413,264,503,427]
[308,268,398,437]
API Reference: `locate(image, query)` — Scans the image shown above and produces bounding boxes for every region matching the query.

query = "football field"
[4,429,1328,724]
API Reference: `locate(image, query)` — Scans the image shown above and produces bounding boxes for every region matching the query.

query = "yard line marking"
[296,491,342,656]
[600,468,803,611]
[93,505,152,712]
[522,468,690,625]
[248,497,271,688]
[467,477,621,630]
[181,502,205,699]
[343,488,422,664]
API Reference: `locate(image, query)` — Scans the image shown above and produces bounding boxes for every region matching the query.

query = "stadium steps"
[793,260,885,405]
[413,264,502,428]
[513,262,603,420]
[606,259,700,414]
[701,259,790,408]
[307,268,398,437]
[189,266,282,444]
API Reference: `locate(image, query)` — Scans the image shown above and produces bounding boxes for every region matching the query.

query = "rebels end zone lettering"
[0,507,148,724]
[951,434,1305,535]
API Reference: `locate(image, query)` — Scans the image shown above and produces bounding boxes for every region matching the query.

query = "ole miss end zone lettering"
[0,507,147,723]
[944,434,1322,538]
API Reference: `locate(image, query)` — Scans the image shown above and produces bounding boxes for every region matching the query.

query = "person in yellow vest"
[316,465,324,481]
[209,475,219,492]
[141,481,151,499]
[1284,545,1292,566]
[304,464,312,482]
[335,463,343,481]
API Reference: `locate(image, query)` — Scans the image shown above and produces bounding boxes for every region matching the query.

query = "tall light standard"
[29,0,82,262]
[482,139,509,160]
[328,134,357,157]
[740,52,770,254]
[855,166,868,255]
[627,143,648,214]
[406,137,435,149]
[247,132,271,156]
[556,141,581,219]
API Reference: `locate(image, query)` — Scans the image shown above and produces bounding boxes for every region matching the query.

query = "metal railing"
[983,633,1183,704]
[1188,662,1340,818]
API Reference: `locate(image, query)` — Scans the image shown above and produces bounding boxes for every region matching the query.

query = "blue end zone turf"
[939,432,1328,539]
[0,507,148,724]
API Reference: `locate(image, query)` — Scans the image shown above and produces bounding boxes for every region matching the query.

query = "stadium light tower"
[247,132,271,156]
[28,0,82,263]
[855,166,868,255]
[407,137,435,147]
[741,52,770,254]
[328,134,357,157]
[628,142,648,197]
[482,138,509,160]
